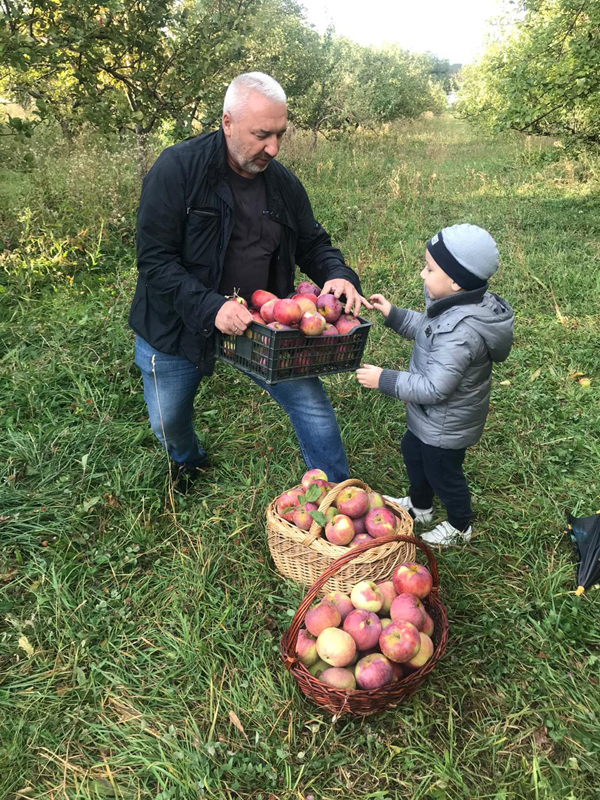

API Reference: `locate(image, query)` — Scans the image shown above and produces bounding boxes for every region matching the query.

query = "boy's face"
[420,249,462,300]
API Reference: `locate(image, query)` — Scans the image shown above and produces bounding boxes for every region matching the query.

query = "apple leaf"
[310,510,327,527]
[303,483,322,503]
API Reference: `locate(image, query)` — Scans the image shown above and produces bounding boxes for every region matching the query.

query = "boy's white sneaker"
[420,521,473,546]
[383,495,434,524]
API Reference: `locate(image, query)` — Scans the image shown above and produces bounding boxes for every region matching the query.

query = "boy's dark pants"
[401,429,472,532]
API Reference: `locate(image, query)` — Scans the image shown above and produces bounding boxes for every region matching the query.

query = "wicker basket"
[267,478,415,595]
[280,534,448,717]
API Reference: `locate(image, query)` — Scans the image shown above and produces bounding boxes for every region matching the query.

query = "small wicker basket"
[266,478,415,594]
[280,533,448,717]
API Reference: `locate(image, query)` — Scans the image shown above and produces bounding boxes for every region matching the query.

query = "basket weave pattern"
[280,534,448,717]
[266,479,415,594]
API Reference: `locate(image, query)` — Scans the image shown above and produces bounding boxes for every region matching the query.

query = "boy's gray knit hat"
[427,223,499,290]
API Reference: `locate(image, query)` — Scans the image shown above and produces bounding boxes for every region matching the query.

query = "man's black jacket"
[129,127,362,367]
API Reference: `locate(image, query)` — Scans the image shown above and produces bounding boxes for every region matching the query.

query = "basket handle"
[283,532,440,669]
[302,478,369,546]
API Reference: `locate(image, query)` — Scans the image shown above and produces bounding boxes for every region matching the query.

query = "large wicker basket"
[266,478,415,595]
[281,533,448,717]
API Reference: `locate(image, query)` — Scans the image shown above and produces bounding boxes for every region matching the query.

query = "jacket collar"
[426,284,488,318]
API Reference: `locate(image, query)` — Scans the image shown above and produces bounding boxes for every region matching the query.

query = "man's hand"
[321,279,373,317]
[215,299,253,336]
[369,293,392,318]
[356,364,383,389]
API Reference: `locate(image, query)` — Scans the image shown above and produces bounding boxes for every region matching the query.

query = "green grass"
[1,116,599,799]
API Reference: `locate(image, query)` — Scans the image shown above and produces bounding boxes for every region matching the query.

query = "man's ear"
[222,112,232,136]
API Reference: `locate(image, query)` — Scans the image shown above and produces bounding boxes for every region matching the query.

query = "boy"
[356,224,514,546]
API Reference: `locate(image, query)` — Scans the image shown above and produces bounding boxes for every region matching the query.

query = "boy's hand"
[356,364,383,389]
[369,294,392,317]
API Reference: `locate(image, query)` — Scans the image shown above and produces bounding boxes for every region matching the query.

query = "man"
[130,72,370,489]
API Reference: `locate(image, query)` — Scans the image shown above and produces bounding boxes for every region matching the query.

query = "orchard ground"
[1,116,599,799]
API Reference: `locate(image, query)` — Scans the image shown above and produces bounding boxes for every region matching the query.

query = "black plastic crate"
[215,317,372,384]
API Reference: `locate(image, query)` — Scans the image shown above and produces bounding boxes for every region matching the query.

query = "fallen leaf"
[530,368,541,381]
[499,380,511,386]
[18,636,34,657]
[228,710,248,738]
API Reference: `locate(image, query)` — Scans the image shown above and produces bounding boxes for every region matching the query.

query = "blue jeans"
[134,336,350,481]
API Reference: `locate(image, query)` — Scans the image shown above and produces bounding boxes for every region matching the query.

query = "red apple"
[305,600,341,637]
[391,562,433,599]
[321,323,339,337]
[391,662,405,681]
[390,593,427,629]
[335,314,361,334]
[296,280,321,296]
[354,653,393,689]
[316,627,356,667]
[335,486,369,519]
[292,294,318,315]
[405,633,434,669]
[295,629,318,666]
[273,298,303,326]
[422,612,435,637]
[292,502,318,531]
[380,617,393,629]
[251,289,278,309]
[325,514,355,546]
[365,507,398,538]
[379,620,421,663]
[322,591,354,621]
[350,580,384,613]
[300,311,327,336]
[276,488,304,521]
[349,533,373,548]
[260,298,278,322]
[320,667,356,690]
[267,321,294,332]
[342,609,382,650]
[376,581,398,615]
[367,491,385,510]
[306,478,329,504]
[316,293,342,323]
[351,516,367,535]
[301,468,328,489]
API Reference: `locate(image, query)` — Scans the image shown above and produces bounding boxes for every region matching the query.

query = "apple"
[405,633,434,669]
[316,627,356,667]
[422,612,435,637]
[250,310,264,325]
[391,662,405,682]
[379,620,421,663]
[322,591,354,621]
[276,488,304,521]
[273,298,303,326]
[342,609,382,650]
[335,314,361,334]
[320,667,356,690]
[391,562,433,599]
[325,514,355,546]
[352,516,367,535]
[300,312,327,336]
[324,507,338,523]
[308,658,329,678]
[295,629,318,667]
[335,486,369,519]
[376,581,398,615]
[305,600,341,637]
[292,294,318,315]
[349,533,373,548]
[267,321,294,332]
[367,491,385,510]
[390,593,427,629]
[365,506,398,538]
[251,289,278,309]
[301,468,328,489]
[316,293,343,323]
[350,580,384,613]
[296,280,320,296]
[354,653,394,690]
[306,478,329,504]
[292,502,318,531]
[321,323,339,337]
[380,617,393,629]
[260,298,278,323]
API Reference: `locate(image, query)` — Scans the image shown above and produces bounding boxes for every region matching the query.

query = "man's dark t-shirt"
[219,168,281,302]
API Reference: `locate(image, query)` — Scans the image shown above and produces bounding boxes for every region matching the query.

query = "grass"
[1,116,599,799]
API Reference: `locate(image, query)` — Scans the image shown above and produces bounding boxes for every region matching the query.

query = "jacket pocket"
[183,207,220,268]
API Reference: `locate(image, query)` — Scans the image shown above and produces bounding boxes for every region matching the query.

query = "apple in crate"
[336,486,369,519]
[295,629,318,667]
[343,609,382,650]
[305,600,341,637]
[251,289,278,309]
[335,314,361,334]
[350,580,384,613]
[274,298,303,326]
[365,506,398,538]
[392,562,433,599]
[316,293,343,323]
[296,280,321,296]
[316,627,356,667]
[260,298,278,323]
[376,581,398,615]
[276,488,304,522]
[300,312,327,336]
[292,294,317,315]
[354,653,394,690]
[325,514,355,545]
[390,593,427,629]
[379,620,421,663]
[320,667,356,690]
[322,590,354,621]
[322,323,339,337]
[405,633,434,670]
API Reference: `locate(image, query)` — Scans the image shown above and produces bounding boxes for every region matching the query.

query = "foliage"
[1,117,600,797]
[456,0,600,147]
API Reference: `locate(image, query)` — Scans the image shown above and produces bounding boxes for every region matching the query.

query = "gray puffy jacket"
[378,287,514,449]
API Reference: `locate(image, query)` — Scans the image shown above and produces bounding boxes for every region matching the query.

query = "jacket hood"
[429,290,514,363]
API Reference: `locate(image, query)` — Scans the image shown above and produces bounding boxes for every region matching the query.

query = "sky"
[298,0,505,65]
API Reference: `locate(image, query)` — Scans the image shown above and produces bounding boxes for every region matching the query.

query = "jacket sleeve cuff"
[384,306,407,333]
[378,369,398,397]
